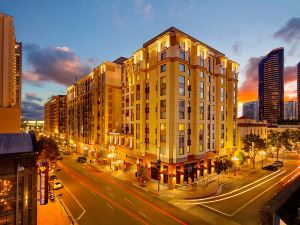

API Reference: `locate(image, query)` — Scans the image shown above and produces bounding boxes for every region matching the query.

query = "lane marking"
[106,203,114,210]
[60,181,86,221]
[92,178,99,183]
[105,186,112,191]
[124,197,134,205]
[139,212,154,223]
[198,203,231,217]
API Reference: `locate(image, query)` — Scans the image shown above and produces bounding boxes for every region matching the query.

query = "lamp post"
[260,150,266,166]
[232,156,238,176]
[107,153,113,170]
[138,142,161,192]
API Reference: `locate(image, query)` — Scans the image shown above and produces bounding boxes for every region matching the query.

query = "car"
[63,150,71,155]
[77,156,87,163]
[272,160,283,167]
[49,175,58,181]
[52,181,63,190]
[262,165,278,171]
[56,156,63,160]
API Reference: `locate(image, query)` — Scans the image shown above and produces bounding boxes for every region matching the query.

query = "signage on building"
[39,161,49,205]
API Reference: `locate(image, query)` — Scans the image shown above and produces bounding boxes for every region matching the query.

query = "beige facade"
[0,13,21,133]
[66,60,123,156]
[108,27,239,187]
[44,95,67,138]
[237,116,268,151]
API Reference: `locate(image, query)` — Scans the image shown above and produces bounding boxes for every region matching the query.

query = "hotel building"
[107,27,239,187]
[44,95,67,138]
[66,59,125,156]
[284,101,297,120]
[242,101,259,121]
[259,48,284,124]
[0,13,22,133]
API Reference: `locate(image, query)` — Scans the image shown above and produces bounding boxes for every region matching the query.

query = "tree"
[267,130,292,161]
[242,133,267,168]
[290,130,300,154]
[37,137,60,163]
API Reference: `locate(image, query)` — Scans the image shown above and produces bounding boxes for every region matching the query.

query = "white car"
[52,181,63,190]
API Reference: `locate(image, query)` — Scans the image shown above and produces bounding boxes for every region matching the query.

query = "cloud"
[239,56,298,103]
[22,101,44,120]
[23,44,93,86]
[133,0,154,20]
[238,57,263,103]
[274,17,300,42]
[25,92,43,102]
[232,42,242,54]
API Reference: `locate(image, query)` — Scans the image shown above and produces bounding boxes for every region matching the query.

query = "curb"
[56,194,78,225]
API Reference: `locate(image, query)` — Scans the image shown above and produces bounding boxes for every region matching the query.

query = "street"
[172,152,300,225]
[54,154,203,225]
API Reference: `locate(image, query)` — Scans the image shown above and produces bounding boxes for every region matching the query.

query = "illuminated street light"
[232,156,238,176]
[260,150,266,166]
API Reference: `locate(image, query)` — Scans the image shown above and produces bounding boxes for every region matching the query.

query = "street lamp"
[107,153,113,170]
[232,156,238,176]
[260,150,266,166]
[138,142,161,192]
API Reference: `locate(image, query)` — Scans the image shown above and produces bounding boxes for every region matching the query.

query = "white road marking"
[108,193,115,198]
[60,181,86,221]
[123,197,134,204]
[106,203,114,210]
[105,186,112,191]
[139,212,153,222]
[92,178,99,182]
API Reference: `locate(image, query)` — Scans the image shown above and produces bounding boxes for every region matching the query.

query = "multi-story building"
[259,48,284,124]
[67,59,125,156]
[0,133,38,225]
[21,120,44,133]
[284,101,297,120]
[44,95,67,138]
[108,27,239,187]
[237,116,268,151]
[0,13,21,133]
[297,62,300,120]
[242,101,259,121]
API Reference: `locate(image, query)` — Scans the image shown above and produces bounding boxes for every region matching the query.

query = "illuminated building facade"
[242,101,259,121]
[44,95,67,138]
[297,62,300,120]
[108,27,239,187]
[259,48,284,124]
[0,13,21,133]
[0,133,38,225]
[284,101,297,120]
[67,60,124,157]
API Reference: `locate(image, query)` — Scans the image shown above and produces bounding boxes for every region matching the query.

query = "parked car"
[49,175,58,181]
[262,165,278,171]
[63,150,71,155]
[77,156,87,163]
[272,160,283,167]
[52,181,63,190]
[56,156,63,160]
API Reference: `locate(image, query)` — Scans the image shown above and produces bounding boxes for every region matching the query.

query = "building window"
[136,104,140,120]
[207,85,211,102]
[179,64,185,72]
[160,123,166,144]
[179,123,185,155]
[179,100,185,119]
[145,83,149,99]
[180,50,185,60]
[179,76,185,96]
[145,103,149,120]
[221,77,224,85]
[199,124,204,151]
[233,124,236,146]
[207,105,211,120]
[200,71,204,78]
[199,102,204,120]
[199,81,204,99]
[160,100,166,119]
[221,124,225,148]
[160,76,166,96]
[207,124,210,150]
[221,106,224,121]
[199,50,204,67]
[161,64,167,72]
[221,88,224,102]
[136,85,140,100]
[161,51,166,60]
[136,123,140,139]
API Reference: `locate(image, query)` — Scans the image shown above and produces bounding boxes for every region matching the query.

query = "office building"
[242,101,259,121]
[0,13,21,133]
[298,62,300,120]
[0,133,38,225]
[284,101,297,120]
[107,27,239,187]
[258,48,284,124]
[67,60,125,156]
[44,95,67,138]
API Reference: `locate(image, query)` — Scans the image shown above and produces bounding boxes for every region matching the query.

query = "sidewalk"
[85,158,265,200]
[37,195,72,225]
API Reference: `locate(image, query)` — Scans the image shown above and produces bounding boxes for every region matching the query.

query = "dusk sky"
[1,0,300,119]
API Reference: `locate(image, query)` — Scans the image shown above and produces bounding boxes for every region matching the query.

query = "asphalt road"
[53,155,204,225]
[172,152,300,225]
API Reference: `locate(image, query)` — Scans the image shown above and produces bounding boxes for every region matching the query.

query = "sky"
[1,0,300,119]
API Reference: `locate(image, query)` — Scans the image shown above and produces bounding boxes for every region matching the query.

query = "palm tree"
[242,133,267,168]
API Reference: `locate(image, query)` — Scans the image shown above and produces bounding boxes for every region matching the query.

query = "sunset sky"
[1,0,300,119]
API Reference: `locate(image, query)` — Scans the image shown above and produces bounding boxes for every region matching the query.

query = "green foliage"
[267,130,293,160]
[215,159,233,174]
[37,137,60,162]
[242,133,267,168]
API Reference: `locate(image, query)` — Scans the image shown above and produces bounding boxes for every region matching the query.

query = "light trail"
[174,170,286,205]
[188,169,280,202]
